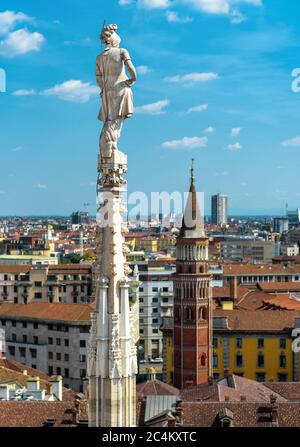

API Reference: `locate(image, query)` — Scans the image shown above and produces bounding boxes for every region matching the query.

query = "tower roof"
[179,159,205,238]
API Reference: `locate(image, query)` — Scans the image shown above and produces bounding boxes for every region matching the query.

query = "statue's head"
[100,24,121,48]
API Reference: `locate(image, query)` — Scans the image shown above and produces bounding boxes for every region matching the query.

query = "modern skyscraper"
[173,162,213,389]
[211,194,228,225]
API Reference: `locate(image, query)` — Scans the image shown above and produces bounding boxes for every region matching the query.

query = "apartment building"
[0,264,93,304]
[220,239,275,262]
[135,262,175,362]
[0,302,93,392]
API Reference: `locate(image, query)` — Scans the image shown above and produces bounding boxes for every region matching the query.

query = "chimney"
[27,377,40,391]
[50,376,63,401]
[270,394,278,426]
[0,384,9,400]
[230,277,238,301]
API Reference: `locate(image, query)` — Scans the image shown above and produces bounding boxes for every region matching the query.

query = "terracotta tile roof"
[217,375,286,403]
[0,303,94,323]
[213,285,250,301]
[179,382,219,402]
[264,383,300,401]
[181,401,300,427]
[237,291,270,310]
[0,265,31,274]
[137,380,179,401]
[0,401,79,427]
[258,282,300,292]
[213,309,300,331]
[223,264,300,276]
[262,295,300,310]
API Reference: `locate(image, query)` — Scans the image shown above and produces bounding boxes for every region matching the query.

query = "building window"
[12,334,16,342]
[152,287,158,292]
[34,292,42,299]
[279,353,287,369]
[80,340,86,348]
[22,322,27,328]
[152,298,158,303]
[213,338,218,349]
[8,346,15,356]
[153,308,158,314]
[187,308,194,321]
[201,354,206,366]
[278,373,287,382]
[33,323,38,329]
[235,353,243,368]
[56,367,61,375]
[48,366,53,375]
[48,352,53,360]
[139,298,144,303]
[12,321,16,327]
[64,368,69,378]
[235,338,243,349]
[48,337,53,345]
[80,369,86,378]
[279,338,286,349]
[33,336,38,344]
[152,319,158,324]
[22,334,27,343]
[56,338,61,346]
[256,373,265,382]
[64,339,69,347]
[30,349,37,359]
[153,329,159,334]
[139,287,144,292]
[213,353,218,368]
[257,352,264,368]
[80,354,86,363]
[19,347,26,358]
[56,353,61,361]
[257,338,264,349]
[64,353,69,362]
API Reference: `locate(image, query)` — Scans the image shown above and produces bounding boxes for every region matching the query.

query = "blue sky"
[0,0,300,216]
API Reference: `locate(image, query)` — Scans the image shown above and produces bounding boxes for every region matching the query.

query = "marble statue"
[96,24,137,161]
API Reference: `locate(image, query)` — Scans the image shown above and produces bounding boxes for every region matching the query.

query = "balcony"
[159,291,173,298]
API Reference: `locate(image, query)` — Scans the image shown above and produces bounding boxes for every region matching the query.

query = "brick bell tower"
[173,160,212,389]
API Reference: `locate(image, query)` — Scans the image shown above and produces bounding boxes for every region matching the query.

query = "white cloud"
[231,127,241,137]
[35,184,47,189]
[135,99,169,115]
[187,103,208,113]
[12,89,36,96]
[0,28,45,57]
[165,72,219,82]
[119,0,134,4]
[136,65,152,75]
[230,8,246,24]
[204,126,215,133]
[42,80,99,103]
[281,136,300,148]
[138,0,170,8]
[179,0,262,15]
[0,10,32,36]
[228,142,242,150]
[166,11,193,23]
[0,190,6,195]
[162,136,208,149]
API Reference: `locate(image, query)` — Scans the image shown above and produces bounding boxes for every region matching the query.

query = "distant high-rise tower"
[211,194,228,225]
[173,161,213,389]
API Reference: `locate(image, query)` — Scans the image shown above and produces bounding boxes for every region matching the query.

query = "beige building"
[0,302,93,392]
[0,264,93,305]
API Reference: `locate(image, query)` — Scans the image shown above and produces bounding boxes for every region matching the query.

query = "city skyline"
[1,0,300,215]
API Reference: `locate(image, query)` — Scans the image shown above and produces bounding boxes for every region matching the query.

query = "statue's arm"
[96,57,105,92]
[121,49,137,86]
